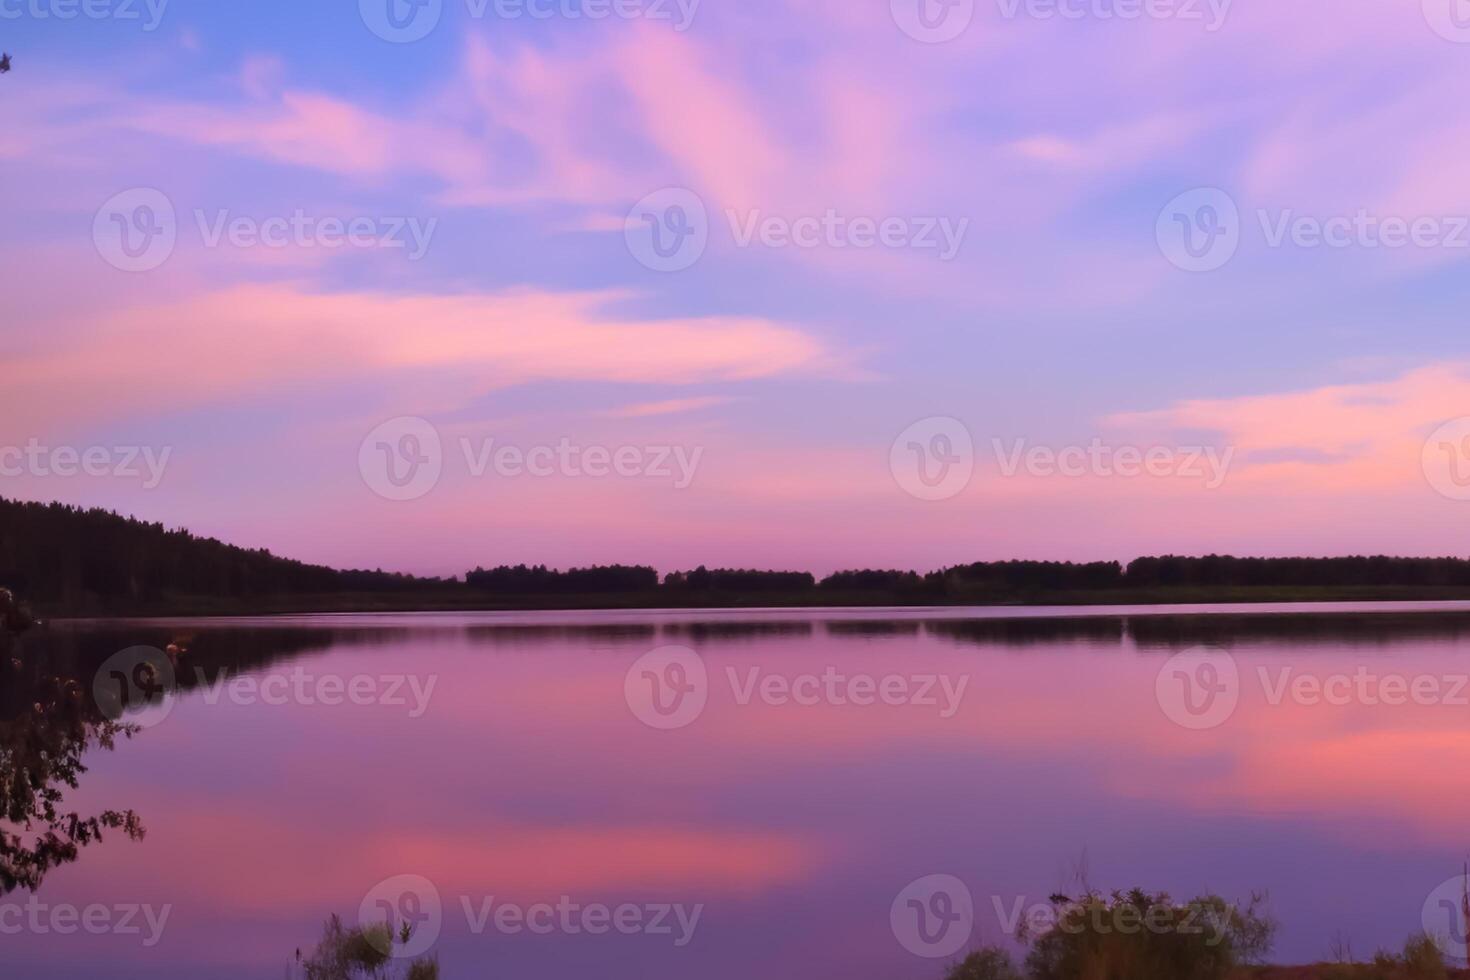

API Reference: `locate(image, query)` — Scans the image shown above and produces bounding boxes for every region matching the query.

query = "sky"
[5,0,1470,576]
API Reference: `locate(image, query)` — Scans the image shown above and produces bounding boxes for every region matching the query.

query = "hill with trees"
[8,496,1470,614]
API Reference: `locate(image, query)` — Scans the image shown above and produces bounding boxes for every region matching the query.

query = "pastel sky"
[5,0,1470,576]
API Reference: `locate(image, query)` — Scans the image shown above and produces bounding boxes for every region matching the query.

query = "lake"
[6,603,1470,977]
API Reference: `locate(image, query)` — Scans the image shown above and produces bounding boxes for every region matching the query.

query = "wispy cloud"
[0,283,845,435]
[601,396,736,418]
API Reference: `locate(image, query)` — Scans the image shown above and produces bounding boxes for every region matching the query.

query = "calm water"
[7,603,1470,978]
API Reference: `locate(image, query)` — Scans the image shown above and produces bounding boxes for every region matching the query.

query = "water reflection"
[0,624,362,894]
[661,620,816,643]
[0,637,142,893]
[921,616,1127,647]
[8,604,1470,978]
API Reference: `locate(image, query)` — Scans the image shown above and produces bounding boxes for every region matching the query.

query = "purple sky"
[5,0,1470,575]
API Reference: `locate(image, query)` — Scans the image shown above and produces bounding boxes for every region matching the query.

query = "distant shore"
[33,584,1470,619]
[16,498,1470,621]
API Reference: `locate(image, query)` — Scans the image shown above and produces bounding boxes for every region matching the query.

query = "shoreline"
[34,587,1470,621]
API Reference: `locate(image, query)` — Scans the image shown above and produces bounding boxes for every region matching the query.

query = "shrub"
[944,947,1024,980]
[1020,888,1276,980]
[1320,934,1448,980]
[290,915,438,980]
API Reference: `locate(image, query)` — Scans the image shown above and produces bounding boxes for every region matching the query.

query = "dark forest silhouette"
[10,496,1470,613]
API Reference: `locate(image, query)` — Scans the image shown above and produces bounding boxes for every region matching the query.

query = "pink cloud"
[601,397,735,418]
[0,283,844,435]
[1105,361,1470,493]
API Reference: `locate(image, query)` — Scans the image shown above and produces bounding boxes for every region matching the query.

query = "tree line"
[8,496,1470,606]
[0,498,455,603]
